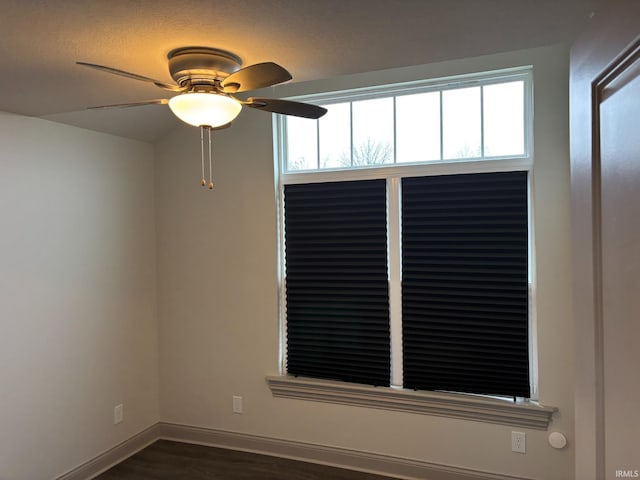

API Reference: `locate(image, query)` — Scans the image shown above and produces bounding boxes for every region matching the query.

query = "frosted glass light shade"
[168,92,242,128]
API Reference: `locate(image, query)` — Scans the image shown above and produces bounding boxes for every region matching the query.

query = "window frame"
[280,67,532,176]
[271,67,554,427]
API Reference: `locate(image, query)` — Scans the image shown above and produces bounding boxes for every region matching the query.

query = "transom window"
[283,69,530,173]
[276,67,535,400]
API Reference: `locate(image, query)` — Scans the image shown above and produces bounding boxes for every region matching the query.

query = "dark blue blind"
[402,171,530,398]
[284,180,390,386]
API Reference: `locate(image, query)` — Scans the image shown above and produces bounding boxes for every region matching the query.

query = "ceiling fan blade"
[245,97,328,119]
[77,62,184,92]
[87,99,169,110]
[221,62,292,93]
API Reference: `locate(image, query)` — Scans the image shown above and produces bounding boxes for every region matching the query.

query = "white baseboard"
[157,422,533,480]
[56,422,534,480]
[55,424,160,480]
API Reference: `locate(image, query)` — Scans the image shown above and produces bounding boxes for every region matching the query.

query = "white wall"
[0,114,160,480]
[155,44,574,480]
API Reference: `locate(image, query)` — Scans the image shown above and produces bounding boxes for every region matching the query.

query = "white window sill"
[266,375,557,430]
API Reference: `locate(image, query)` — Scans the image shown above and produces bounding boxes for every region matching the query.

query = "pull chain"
[200,126,206,187]
[199,126,215,190]
[208,127,214,190]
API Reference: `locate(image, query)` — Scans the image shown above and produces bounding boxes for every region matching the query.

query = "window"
[284,180,390,386]
[274,69,544,416]
[401,172,529,398]
[284,70,528,173]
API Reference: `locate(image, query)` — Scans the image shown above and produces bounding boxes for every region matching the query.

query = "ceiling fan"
[77,46,327,189]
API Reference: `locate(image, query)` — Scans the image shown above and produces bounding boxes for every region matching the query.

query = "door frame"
[570,3,640,479]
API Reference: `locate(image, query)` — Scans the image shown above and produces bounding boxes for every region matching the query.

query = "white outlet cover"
[114,404,123,424]
[232,396,243,414]
[512,431,526,453]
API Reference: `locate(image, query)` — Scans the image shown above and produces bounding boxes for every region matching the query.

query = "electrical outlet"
[113,404,124,424]
[512,431,526,453]
[232,396,243,414]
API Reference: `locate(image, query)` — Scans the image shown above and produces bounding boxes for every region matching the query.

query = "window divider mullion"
[393,96,398,164]
[387,177,403,388]
[439,90,444,161]
[316,117,320,170]
[480,85,485,157]
[350,102,355,167]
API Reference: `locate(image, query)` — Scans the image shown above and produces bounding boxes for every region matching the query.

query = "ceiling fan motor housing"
[168,47,243,87]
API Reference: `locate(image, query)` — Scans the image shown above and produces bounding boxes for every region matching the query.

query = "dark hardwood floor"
[96,440,400,480]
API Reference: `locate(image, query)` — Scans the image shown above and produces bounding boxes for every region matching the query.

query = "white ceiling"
[0,0,604,142]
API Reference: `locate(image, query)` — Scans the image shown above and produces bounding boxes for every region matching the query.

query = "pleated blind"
[284,180,390,386]
[402,171,530,398]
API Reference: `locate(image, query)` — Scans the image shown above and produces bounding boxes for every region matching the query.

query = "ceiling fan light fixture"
[168,92,242,128]
[78,46,327,191]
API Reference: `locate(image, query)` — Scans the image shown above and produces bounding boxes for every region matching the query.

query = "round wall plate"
[548,431,567,449]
